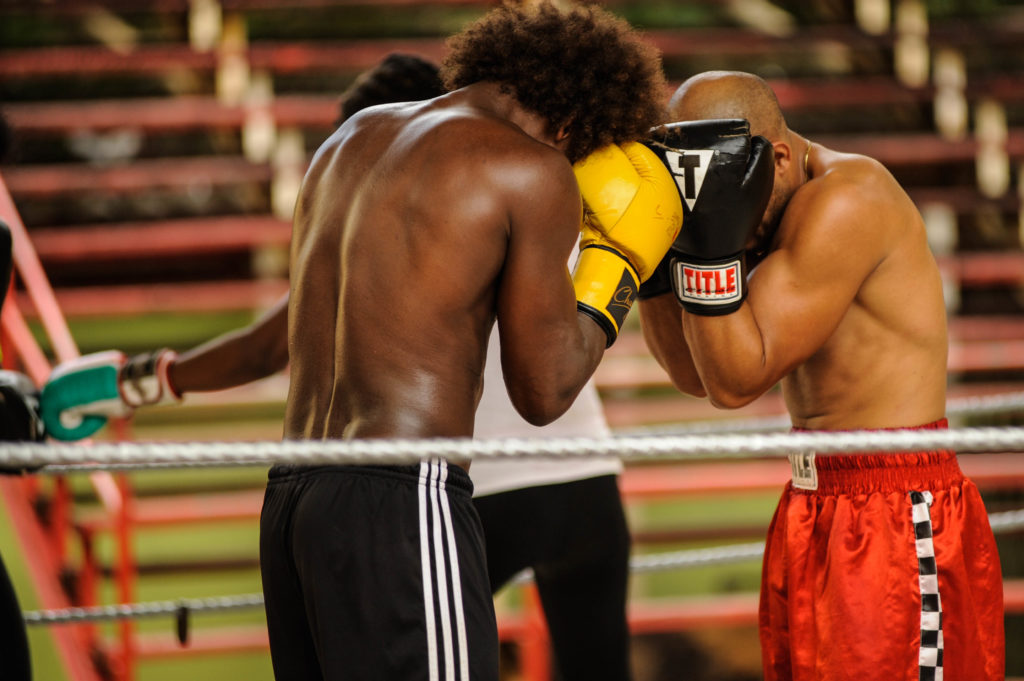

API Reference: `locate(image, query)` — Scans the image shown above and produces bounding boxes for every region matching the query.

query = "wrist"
[572,245,640,347]
[119,349,182,407]
[158,350,182,400]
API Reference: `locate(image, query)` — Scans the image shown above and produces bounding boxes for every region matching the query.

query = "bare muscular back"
[284,89,590,442]
[772,146,948,428]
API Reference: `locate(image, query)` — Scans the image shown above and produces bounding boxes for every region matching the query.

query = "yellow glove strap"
[572,245,640,347]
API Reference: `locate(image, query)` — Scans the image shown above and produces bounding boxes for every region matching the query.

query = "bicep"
[748,195,885,375]
[496,167,584,365]
[493,161,605,420]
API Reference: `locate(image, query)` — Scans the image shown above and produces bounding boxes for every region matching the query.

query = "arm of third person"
[170,293,290,393]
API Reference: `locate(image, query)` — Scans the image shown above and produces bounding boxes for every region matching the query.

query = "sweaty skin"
[285,83,606,454]
[640,72,947,430]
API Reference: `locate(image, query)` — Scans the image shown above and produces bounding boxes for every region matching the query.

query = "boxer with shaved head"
[639,70,1004,681]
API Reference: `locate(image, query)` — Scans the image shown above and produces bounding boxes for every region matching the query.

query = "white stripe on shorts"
[437,461,470,681]
[418,460,440,681]
[418,459,469,681]
[429,460,456,681]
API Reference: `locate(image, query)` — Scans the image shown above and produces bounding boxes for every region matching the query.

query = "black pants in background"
[0,550,31,680]
[473,474,632,681]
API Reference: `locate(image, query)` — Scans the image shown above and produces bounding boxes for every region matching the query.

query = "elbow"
[703,381,763,410]
[508,387,576,428]
[707,390,758,410]
[521,410,558,428]
[514,398,570,428]
[666,370,707,398]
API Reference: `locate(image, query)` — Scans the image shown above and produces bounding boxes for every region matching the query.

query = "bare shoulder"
[807,150,906,210]
[448,117,579,226]
[783,148,919,250]
[459,116,576,194]
[415,103,578,201]
[328,100,577,215]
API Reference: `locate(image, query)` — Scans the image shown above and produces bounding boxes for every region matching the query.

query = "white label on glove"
[672,260,743,305]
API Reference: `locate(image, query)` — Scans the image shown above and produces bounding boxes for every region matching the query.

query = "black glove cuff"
[637,252,673,300]
[670,254,747,315]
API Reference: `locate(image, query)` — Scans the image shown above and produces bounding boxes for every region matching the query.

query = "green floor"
[0,471,276,681]
[0,489,69,681]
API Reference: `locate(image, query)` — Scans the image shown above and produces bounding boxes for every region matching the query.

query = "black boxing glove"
[643,119,774,315]
[0,371,46,474]
[0,370,45,443]
[0,220,12,309]
[636,252,673,300]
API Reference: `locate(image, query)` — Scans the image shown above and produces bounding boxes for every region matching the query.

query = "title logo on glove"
[662,150,715,210]
[672,260,743,306]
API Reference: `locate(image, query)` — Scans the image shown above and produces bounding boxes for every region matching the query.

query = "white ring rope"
[23,593,265,625]
[948,390,1024,418]
[43,459,269,473]
[988,507,1024,533]
[24,509,1024,626]
[618,390,1024,437]
[37,391,1024,473]
[5,426,1024,471]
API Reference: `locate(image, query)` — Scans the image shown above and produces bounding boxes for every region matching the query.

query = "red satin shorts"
[759,419,1004,681]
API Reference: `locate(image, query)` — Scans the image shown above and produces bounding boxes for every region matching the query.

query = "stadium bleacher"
[1,1,1023,680]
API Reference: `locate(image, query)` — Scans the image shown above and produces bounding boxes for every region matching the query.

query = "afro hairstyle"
[441,1,666,163]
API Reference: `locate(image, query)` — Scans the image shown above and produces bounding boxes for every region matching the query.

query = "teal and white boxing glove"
[41,349,181,441]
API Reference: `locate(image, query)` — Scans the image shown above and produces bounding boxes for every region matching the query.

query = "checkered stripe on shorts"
[911,490,943,681]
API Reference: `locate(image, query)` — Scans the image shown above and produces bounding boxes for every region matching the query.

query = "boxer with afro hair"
[442,1,666,163]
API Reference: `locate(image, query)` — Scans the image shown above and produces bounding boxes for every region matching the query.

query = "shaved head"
[668,71,787,142]
[668,72,806,260]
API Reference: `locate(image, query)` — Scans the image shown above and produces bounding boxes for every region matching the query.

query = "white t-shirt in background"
[470,322,621,498]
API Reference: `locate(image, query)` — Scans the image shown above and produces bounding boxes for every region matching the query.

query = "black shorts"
[260,459,498,681]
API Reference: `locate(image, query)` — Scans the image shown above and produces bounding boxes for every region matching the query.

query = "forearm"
[171,298,289,394]
[681,305,777,408]
[40,298,289,440]
[502,310,607,427]
[171,332,281,393]
[638,295,705,396]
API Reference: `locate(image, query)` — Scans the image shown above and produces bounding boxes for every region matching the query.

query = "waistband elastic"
[268,458,474,497]
[790,419,963,495]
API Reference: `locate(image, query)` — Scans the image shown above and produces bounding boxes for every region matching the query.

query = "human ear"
[772,140,793,177]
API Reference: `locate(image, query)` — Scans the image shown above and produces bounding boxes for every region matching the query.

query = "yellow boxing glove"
[572,141,683,346]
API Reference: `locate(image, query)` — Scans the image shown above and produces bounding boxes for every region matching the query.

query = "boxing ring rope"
[34,388,1024,473]
[4,425,1024,471]
[617,390,1024,436]
[9,393,1024,654]
[14,424,1024,630]
[23,508,1024,627]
